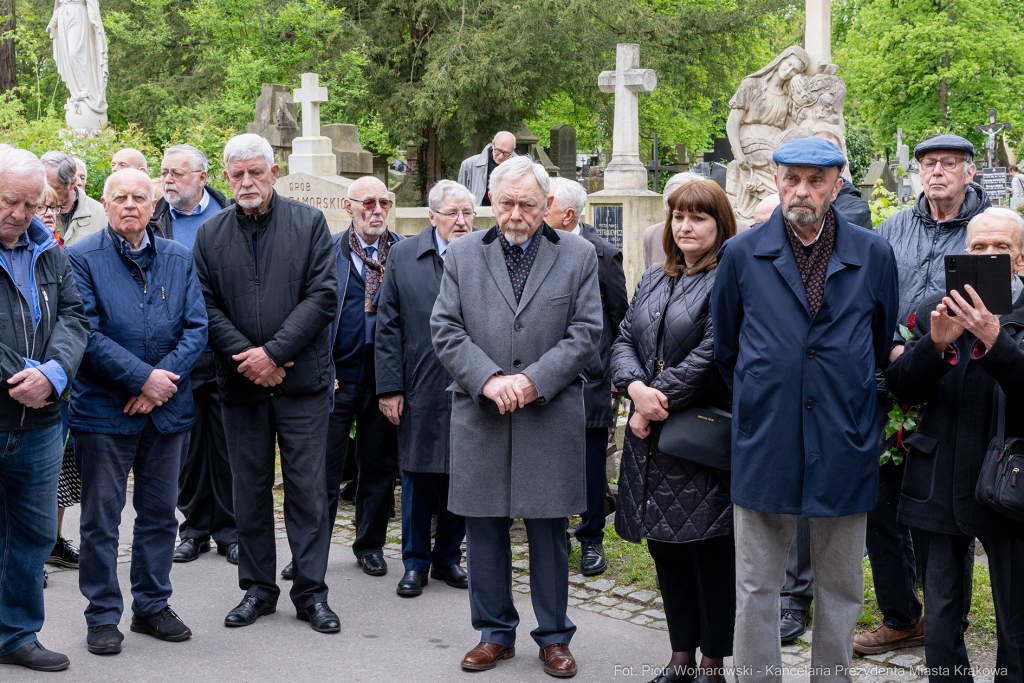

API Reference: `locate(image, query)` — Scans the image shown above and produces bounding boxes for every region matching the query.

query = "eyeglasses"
[920,156,965,173]
[434,209,476,220]
[493,148,514,160]
[496,198,541,213]
[35,204,60,215]
[160,169,201,180]
[353,197,393,211]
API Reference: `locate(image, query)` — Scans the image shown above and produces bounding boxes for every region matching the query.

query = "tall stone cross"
[894,128,910,169]
[894,128,905,149]
[598,44,657,191]
[293,72,329,139]
[805,0,831,67]
[975,108,1011,169]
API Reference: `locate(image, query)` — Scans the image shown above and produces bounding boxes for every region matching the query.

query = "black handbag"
[975,386,1024,523]
[646,278,732,471]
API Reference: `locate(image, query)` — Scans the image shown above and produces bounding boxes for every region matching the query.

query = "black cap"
[913,134,975,161]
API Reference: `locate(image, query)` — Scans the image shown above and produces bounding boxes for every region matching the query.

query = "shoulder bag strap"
[653,277,678,378]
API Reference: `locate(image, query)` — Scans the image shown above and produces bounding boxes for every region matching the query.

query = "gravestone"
[858,159,897,200]
[982,167,1008,201]
[710,163,728,190]
[550,125,578,179]
[894,129,915,202]
[288,73,336,176]
[674,144,692,172]
[321,123,372,178]
[247,84,300,169]
[592,205,623,249]
[515,122,559,175]
[712,138,734,164]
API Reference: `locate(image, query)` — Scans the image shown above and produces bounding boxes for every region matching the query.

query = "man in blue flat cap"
[711,136,899,683]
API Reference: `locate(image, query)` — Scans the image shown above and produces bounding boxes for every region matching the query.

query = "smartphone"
[944,254,1013,315]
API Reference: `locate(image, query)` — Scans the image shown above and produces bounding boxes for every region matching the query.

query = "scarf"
[784,208,837,317]
[348,228,392,312]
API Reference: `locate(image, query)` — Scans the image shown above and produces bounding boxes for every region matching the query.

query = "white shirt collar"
[170,187,211,217]
[356,231,381,252]
[789,215,828,247]
[570,223,581,236]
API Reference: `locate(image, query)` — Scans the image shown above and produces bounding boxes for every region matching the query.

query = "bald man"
[458,131,517,206]
[110,148,147,174]
[754,194,780,225]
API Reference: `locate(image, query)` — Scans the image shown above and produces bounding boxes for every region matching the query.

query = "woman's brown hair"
[661,179,737,277]
[43,185,64,238]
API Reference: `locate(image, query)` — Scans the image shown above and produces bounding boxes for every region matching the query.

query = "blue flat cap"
[913,134,975,160]
[772,137,846,169]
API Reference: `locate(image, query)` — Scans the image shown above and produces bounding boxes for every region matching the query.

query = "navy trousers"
[574,428,609,544]
[465,516,575,648]
[75,421,186,626]
[400,471,464,572]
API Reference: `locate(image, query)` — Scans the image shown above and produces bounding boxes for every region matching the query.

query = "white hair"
[164,144,208,172]
[73,157,86,169]
[662,172,705,211]
[223,134,274,169]
[549,177,587,221]
[968,207,1024,250]
[40,151,78,188]
[0,149,46,198]
[488,155,550,198]
[103,169,153,201]
[428,179,473,212]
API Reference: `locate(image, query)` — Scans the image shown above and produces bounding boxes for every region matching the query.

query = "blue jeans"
[0,424,62,655]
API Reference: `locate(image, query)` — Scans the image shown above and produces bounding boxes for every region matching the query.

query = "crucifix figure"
[975,108,1011,169]
[645,133,675,189]
[598,44,657,191]
[293,72,330,139]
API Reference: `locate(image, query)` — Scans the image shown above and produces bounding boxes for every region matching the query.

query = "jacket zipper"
[41,289,51,335]
[17,298,29,426]
[252,221,264,343]
[922,226,942,299]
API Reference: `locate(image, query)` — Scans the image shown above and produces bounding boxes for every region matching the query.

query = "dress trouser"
[733,505,866,683]
[176,350,236,548]
[648,536,735,657]
[465,517,576,648]
[916,531,1024,683]
[782,517,813,612]
[400,471,464,571]
[222,390,330,610]
[76,421,186,626]
[327,351,398,557]
[574,428,609,544]
[0,424,62,655]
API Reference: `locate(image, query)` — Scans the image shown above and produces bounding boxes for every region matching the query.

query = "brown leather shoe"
[853,616,925,654]
[461,642,515,671]
[539,643,578,677]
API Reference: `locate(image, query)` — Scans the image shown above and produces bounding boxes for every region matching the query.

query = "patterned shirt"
[784,208,837,317]
[498,229,541,303]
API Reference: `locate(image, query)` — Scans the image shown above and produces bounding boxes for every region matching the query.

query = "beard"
[236,190,264,210]
[362,220,386,236]
[502,220,532,246]
[783,196,828,229]
[164,179,200,211]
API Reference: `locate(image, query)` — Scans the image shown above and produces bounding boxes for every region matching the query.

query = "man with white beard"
[152,145,231,247]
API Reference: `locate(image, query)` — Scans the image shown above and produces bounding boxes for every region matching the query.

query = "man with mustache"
[192,134,340,633]
[150,145,238,568]
[432,156,602,677]
[375,180,475,597]
[711,137,898,683]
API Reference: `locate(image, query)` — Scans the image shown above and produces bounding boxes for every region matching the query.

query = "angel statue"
[47,0,109,131]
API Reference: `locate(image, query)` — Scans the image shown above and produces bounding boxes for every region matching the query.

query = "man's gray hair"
[164,144,208,172]
[0,149,46,196]
[428,179,473,212]
[968,207,1024,250]
[488,156,550,198]
[103,169,153,201]
[73,156,86,169]
[549,177,587,221]
[223,134,274,169]
[662,172,705,211]
[40,151,78,188]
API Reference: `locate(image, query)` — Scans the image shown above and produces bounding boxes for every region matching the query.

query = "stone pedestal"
[288,137,337,176]
[65,109,107,133]
[585,190,663,296]
[276,172,395,233]
[321,123,373,177]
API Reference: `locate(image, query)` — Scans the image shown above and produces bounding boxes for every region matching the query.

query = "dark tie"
[366,246,376,261]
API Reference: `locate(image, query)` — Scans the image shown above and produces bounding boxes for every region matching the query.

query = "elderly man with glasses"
[458,131,517,206]
[40,151,105,246]
[856,135,991,656]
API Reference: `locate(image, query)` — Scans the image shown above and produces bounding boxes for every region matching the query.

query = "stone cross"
[894,128,904,149]
[645,133,675,189]
[894,128,910,170]
[598,44,657,191]
[975,108,1011,169]
[293,73,329,139]
[804,0,832,67]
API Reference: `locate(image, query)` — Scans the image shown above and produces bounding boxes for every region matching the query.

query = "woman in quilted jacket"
[611,179,736,683]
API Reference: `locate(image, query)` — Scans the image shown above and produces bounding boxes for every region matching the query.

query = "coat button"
[514,322,522,331]
[806,348,816,358]
[513,359,522,368]
[805,399,814,410]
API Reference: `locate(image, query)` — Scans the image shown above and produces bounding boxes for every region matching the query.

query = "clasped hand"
[482,374,538,415]
[931,285,1001,355]
[232,347,294,386]
[626,381,669,439]
[123,368,179,415]
[6,367,55,409]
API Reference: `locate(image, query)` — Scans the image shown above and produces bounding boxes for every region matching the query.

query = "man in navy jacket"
[711,137,898,683]
[67,169,207,656]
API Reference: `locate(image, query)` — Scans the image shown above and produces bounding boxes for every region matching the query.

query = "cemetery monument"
[48,0,108,131]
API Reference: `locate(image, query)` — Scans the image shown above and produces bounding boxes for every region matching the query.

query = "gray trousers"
[734,505,866,683]
[782,517,813,611]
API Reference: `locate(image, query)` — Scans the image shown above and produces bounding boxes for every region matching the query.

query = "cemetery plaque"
[550,125,578,180]
[983,167,1008,200]
[593,205,624,249]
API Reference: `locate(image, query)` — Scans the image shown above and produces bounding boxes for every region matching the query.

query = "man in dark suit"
[375,180,475,597]
[546,178,628,576]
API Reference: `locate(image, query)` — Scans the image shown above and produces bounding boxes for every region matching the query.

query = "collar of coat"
[412,224,480,259]
[233,189,278,229]
[103,224,161,255]
[480,222,560,246]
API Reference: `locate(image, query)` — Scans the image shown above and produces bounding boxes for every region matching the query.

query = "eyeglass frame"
[350,197,394,211]
[159,168,203,181]
[36,203,62,215]
[492,145,515,160]
[919,154,970,174]
[433,209,476,220]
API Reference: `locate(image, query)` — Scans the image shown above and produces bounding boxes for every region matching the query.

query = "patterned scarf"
[784,208,837,317]
[348,228,392,312]
[498,229,542,303]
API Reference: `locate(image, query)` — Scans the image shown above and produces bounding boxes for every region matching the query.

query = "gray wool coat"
[430,224,603,519]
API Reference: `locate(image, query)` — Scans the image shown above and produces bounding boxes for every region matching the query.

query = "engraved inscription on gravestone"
[982,167,1008,200]
[593,205,624,249]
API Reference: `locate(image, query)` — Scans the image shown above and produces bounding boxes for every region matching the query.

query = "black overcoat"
[375,225,453,473]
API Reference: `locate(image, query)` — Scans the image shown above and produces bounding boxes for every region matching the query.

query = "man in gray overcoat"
[431,156,602,678]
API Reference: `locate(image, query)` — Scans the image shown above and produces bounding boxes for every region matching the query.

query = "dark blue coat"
[67,226,208,435]
[711,207,899,517]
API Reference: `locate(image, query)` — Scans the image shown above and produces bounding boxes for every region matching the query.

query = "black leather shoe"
[357,551,387,576]
[297,602,340,633]
[397,570,428,596]
[430,563,468,588]
[131,606,192,642]
[780,608,809,644]
[339,479,356,502]
[580,542,607,576]
[173,538,210,563]
[647,663,696,683]
[224,595,276,627]
[86,624,123,655]
[0,641,71,670]
[47,536,79,568]
[218,542,239,565]
[281,560,294,580]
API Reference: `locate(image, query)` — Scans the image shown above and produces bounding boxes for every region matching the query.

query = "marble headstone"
[321,123,372,178]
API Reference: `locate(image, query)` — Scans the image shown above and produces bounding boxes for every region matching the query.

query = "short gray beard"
[783,198,828,230]
[502,221,532,246]
[362,222,386,237]
[236,192,263,210]
[165,179,200,211]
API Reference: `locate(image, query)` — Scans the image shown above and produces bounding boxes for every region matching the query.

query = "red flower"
[907,314,916,333]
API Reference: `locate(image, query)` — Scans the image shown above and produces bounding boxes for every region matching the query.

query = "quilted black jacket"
[611,264,732,544]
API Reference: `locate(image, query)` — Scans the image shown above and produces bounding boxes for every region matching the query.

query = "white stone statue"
[725,45,848,222]
[47,0,109,131]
